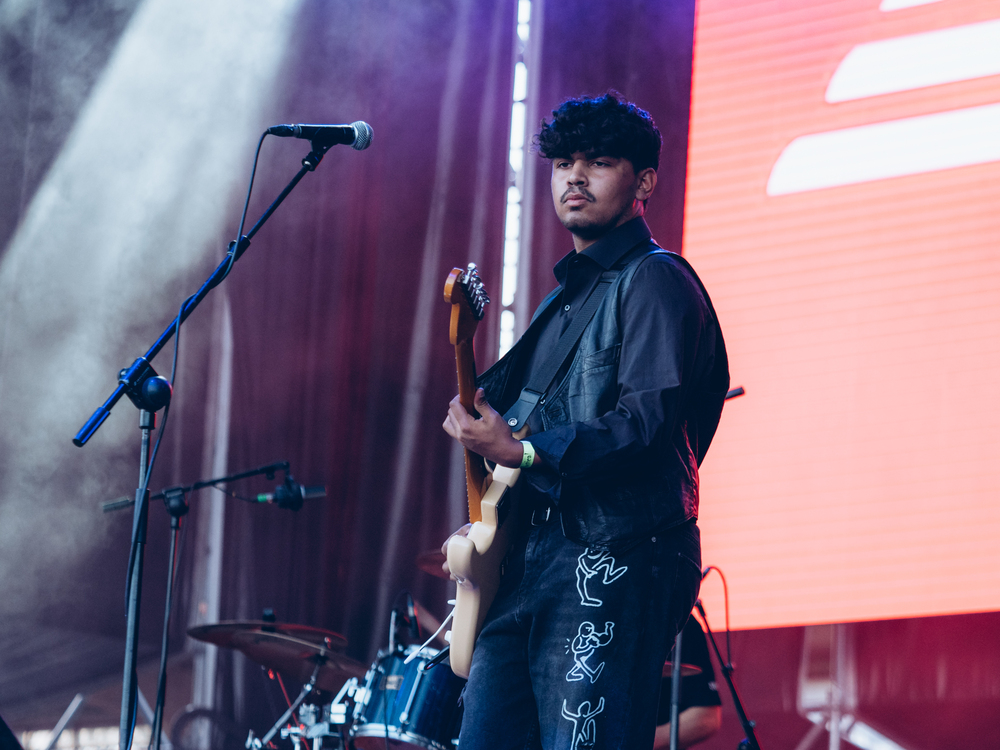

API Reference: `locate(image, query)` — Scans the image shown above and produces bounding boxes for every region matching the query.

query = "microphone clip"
[272,476,305,511]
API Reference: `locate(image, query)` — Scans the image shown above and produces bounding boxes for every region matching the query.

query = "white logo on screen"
[767,0,1000,195]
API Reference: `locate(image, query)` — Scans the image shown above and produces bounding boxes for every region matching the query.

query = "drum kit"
[186,548,702,750]
[185,549,464,750]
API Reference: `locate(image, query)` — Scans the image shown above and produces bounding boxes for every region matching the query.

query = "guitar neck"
[444,264,491,525]
[455,338,487,523]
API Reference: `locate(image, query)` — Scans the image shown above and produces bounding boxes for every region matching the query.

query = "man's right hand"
[440,523,473,578]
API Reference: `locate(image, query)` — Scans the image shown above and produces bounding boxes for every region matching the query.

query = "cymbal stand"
[247,662,322,750]
[281,678,358,750]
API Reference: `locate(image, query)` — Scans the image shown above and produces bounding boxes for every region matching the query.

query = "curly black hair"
[534,91,662,172]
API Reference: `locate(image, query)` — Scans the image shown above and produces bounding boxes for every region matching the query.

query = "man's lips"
[561,189,594,204]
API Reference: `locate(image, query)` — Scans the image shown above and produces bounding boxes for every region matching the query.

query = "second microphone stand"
[103,460,302,750]
[695,600,763,750]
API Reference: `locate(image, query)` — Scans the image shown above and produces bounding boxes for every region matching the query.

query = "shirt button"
[564,304,571,311]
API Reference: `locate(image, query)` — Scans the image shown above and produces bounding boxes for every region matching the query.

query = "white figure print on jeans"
[575,549,627,607]
[561,697,605,750]
[565,621,615,683]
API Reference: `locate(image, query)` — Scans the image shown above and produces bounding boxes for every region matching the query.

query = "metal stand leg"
[151,489,187,750]
[829,623,845,750]
[120,409,155,750]
[669,628,683,750]
[43,694,85,750]
[247,665,321,750]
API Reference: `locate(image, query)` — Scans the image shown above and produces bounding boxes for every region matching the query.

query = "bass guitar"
[442,263,521,679]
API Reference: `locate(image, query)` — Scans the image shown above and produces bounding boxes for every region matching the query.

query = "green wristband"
[519,440,536,469]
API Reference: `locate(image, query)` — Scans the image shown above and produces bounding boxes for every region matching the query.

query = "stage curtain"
[514,0,696,330]
[208,0,516,734]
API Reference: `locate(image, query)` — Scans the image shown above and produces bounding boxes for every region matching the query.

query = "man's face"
[550,152,651,243]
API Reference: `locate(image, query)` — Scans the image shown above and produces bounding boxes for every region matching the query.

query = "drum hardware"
[278,678,360,750]
[246,662,322,749]
[189,618,366,748]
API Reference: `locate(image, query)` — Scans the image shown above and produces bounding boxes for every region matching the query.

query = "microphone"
[256,478,326,511]
[266,121,373,150]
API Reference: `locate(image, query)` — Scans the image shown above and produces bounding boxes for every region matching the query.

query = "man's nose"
[568,161,587,184]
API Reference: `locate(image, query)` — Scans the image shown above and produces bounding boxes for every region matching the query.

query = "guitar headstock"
[444,263,490,345]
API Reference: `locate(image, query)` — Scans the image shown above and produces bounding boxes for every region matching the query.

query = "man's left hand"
[443,388,525,468]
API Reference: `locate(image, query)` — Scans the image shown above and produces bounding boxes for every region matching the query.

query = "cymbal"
[416,549,450,580]
[663,661,702,678]
[231,631,367,691]
[187,620,348,651]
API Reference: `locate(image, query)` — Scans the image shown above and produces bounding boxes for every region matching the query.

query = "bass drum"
[352,646,465,750]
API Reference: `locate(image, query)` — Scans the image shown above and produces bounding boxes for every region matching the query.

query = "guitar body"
[442,264,521,679]
[445,464,520,678]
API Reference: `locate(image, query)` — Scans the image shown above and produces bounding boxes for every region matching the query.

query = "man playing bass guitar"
[442,92,729,750]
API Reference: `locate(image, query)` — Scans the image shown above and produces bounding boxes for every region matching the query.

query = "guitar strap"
[503,268,620,432]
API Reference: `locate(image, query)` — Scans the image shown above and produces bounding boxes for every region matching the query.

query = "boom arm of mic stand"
[102,461,293,511]
[158,461,291,499]
[73,140,333,447]
[695,601,763,750]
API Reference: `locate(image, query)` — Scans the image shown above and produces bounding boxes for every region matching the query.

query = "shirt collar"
[552,217,653,284]
[581,216,653,269]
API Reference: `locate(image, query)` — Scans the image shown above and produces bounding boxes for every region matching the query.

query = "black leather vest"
[477,241,728,549]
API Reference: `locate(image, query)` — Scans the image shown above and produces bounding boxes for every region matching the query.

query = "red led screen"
[684,0,1000,629]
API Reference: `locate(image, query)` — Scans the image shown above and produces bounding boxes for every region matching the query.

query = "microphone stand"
[73,139,336,750]
[101,460,305,750]
[119,407,159,750]
[695,600,762,750]
[150,486,187,750]
[668,627,683,750]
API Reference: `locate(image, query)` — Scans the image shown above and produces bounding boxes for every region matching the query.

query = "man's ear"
[635,167,657,202]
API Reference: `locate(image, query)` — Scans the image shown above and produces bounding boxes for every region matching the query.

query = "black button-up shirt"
[514,217,727,504]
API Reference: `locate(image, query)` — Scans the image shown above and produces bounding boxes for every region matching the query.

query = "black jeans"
[458,516,702,750]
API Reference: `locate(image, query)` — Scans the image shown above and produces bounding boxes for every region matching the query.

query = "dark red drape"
[515,0,696,329]
[210,0,516,733]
